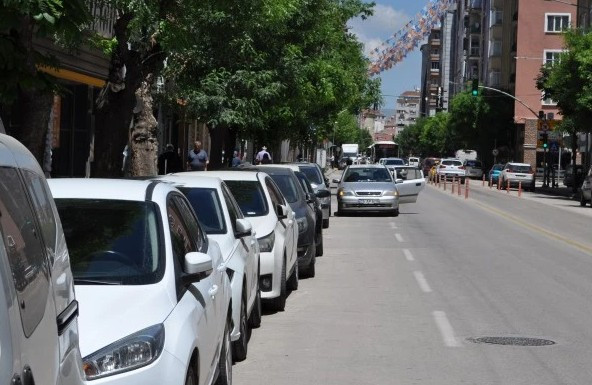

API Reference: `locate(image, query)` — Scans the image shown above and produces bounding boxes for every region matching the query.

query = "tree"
[0,0,90,164]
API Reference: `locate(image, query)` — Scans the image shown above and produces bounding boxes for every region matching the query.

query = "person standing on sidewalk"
[187,141,209,171]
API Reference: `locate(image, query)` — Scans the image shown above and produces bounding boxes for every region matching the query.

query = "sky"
[349,0,428,111]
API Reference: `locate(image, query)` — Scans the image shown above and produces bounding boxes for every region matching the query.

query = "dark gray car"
[286,162,331,228]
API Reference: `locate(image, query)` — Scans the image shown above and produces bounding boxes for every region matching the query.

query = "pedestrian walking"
[158,144,182,174]
[255,146,272,164]
[231,151,242,167]
[187,141,209,171]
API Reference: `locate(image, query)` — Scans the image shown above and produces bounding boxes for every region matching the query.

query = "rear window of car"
[178,187,226,234]
[298,166,323,185]
[492,164,504,171]
[465,160,482,167]
[442,160,462,166]
[225,181,269,217]
[384,159,405,165]
[55,199,164,285]
[508,165,531,173]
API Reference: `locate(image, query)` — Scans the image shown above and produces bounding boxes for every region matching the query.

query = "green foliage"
[537,29,592,132]
[0,0,90,103]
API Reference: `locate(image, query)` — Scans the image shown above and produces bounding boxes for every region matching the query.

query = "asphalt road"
[234,178,592,385]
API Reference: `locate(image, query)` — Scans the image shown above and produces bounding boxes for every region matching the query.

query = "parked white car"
[499,162,535,191]
[436,158,466,183]
[208,171,298,311]
[0,134,84,385]
[160,174,261,362]
[49,179,232,385]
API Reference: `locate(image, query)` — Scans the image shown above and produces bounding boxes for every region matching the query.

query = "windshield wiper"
[74,278,121,285]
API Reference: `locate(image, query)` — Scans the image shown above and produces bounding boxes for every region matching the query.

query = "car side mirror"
[332,179,340,184]
[182,252,212,284]
[315,189,331,199]
[305,193,315,204]
[276,204,288,219]
[235,218,252,238]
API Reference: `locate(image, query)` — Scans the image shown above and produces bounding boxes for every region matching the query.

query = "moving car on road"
[0,134,84,385]
[50,179,233,385]
[499,162,535,191]
[160,174,261,362]
[334,165,400,216]
[436,158,466,183]
[208,171,298,311]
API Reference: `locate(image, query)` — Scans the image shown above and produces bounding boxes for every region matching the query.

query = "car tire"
[316,228,324,257]
[215,318,232,385]
[248,287,262,329]
[268,258,287,311]
[231,294,248,362]
[392,208,399,217]
[322,218,329,228]
[185,363,198,385]
[287,259,298,291]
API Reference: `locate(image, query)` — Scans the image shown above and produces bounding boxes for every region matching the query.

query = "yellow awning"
[39,66,106,88]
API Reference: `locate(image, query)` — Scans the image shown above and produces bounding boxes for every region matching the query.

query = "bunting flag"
[368,0,454,75]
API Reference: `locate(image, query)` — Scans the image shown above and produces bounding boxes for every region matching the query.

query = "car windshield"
[55,199,163,285]
[384,159,404,165]
[508,165,531,173]
[299,166,323,185]
[178,187,226,234]
[492,164,504,171]
[225,180,268,217]
[343,168,392,182]
[269,174,299,203]
[394,167,423,180]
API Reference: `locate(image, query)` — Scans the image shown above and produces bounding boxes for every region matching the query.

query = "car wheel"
[248,286,262,329]
[322,218,329,228]
[215,318,232,385]
[231,294,248,362]
[287,259,299,291]
[304,257,316,278]
[392,208,399,217]
[185,363,197,385]
[268,257,287,311]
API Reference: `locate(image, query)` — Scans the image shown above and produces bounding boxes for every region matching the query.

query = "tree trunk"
[15,90,53,164]
[571,131,578,194]
[128,76,158,176]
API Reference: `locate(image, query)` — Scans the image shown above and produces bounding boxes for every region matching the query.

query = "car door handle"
[208,285,219,297]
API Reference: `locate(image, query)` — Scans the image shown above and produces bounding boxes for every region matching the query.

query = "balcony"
[88,0,117,38]
[470,46,480,58]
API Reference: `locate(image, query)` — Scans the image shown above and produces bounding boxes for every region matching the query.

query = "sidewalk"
[534,179,579,201]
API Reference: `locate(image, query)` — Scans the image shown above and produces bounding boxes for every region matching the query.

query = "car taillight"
[459,166,465,170]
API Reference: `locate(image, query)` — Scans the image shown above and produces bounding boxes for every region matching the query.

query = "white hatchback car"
[160,174,261,362]
[436,158,466,183]
[49,179,233,385]
[0,134,84,385]
[208,171,298,311]
[499,162,535,191]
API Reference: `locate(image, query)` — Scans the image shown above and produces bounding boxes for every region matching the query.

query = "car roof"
[157,174,222,189]
[347,164,387,169]
[48,178,172,202]
[506,162,530,166]
[250,166,295,176]
[186,170,261,181]
[258,164,300,172]
[441,158,462,161]
[0,134,44,175]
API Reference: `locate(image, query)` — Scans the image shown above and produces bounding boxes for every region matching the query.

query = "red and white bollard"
[489,175,493,189]
[482,174,485,186]
[451,177,455,194]
[497,178,501,190]
[507,179,510,193]
[518,181,522,198]
[443,176,447,191]
[458,179,461,196]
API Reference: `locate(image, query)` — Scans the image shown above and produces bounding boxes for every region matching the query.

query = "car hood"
[340,181,397,192]
[76,284,175,357]
[245,215,276,239]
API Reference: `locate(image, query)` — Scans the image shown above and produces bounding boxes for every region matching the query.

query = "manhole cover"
[468,337,556,346]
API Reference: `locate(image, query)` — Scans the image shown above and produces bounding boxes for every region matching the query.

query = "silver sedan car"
[334,165,400,216]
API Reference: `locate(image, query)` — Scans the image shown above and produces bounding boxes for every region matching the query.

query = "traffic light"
[542,133,548,149]
[471,79,479,96]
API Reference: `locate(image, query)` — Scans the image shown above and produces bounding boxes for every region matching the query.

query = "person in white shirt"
[255,146,272,164]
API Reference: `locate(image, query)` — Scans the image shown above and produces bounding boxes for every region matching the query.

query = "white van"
[0,134,84,385]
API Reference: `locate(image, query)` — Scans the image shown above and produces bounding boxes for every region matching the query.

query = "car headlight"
[337,188,354,197]
[257,232,275,253]
[383,190,399,197]
[83,324,165,380]
[296,217,308,233]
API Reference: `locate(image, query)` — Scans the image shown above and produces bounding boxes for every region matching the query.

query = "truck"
[339,143,359,168]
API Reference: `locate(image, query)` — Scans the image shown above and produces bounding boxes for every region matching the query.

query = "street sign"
[537,131,563,149]
[492,149,499,156]
[549,142,559,152]
[537,119,559,131]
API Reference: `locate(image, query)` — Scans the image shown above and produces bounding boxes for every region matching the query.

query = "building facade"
[395,91,421,128]
[420,28,443,117]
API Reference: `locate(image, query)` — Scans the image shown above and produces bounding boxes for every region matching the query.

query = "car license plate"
[359,199,378,204]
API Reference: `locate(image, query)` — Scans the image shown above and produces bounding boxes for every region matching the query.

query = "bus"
[367,141,399,164]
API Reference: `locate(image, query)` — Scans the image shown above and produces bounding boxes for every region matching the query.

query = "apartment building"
[420,28,443,117]
[395,91,421,128]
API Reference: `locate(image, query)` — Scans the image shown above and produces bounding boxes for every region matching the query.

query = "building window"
[431,61,440,70]
[545,14,570,33]
[544,50,563,65]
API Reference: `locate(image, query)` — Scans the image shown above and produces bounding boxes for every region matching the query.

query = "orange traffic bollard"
[451,178,455,194]
[458,179,461,196]
[444,176,447,191]
[497,177,501,190]
[465,178,469,199]
[482,174,485,186]
[518,181,522,198]
[489,175,493,189]
[507,179,510,193]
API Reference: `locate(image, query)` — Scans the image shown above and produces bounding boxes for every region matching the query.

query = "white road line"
[433,311,461,347]
[403,249,414,261]
[413,271,432,293]
[395,233,404,242]
[389,222,397,229]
